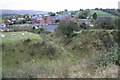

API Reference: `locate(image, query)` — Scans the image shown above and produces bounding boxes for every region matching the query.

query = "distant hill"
[88,10,114,17]
[1,9,48,15]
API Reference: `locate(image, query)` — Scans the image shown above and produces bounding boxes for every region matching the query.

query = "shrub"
[45,45,56,56]
[111,31,118,43]
[90,18,96,24]
[23,38,31,43]
[77,10,90,19]
[32,27,45,34]
[113,17,120,29]
[99,31,114,49]
[10,26,33,32]
[80,23,88,29]
[95,17,115,29]
[55,20,79,38]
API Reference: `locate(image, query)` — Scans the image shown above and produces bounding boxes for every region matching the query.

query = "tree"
[79,9,84,11]
[113,17,120,29]
[95,8,99,10]
[64,9,68,12]
[93,13,97,20]
[55,19,60,23]
[50,13,56,16]
[55,20,79,37]
[78,10,90,19]
[48,12,56,16]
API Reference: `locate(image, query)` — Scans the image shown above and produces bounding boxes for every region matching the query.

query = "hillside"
[88,10,114,17]
[1,30,118,78]
[1,9,48,15]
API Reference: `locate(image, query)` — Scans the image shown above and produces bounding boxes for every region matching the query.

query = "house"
[4,20,13,26]
[42,16,52,25]
[11,19,17,21]
[18,18,25,21]
[49,16,60,23]
[31,14,52,25]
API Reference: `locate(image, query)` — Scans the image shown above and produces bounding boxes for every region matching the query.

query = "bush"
[55,20,79,38]
[23,38,31,43]
[10,26,33,32]
[113,17,120,29]
[32,27,45,34]
[45,45,56,56]
[95,17,115,29]
[111,31,118,43]
[90,18,96,24]
[80,23,88,29]
[77,10,90,19]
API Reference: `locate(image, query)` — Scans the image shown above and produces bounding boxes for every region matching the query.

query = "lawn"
[1,31,41,44]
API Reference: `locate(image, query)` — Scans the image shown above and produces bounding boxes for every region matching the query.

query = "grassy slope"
[1,32,42,77]
[51,29,118,78]
[1,30,118,78]
[2,32,65,78]
[88,10,114,16]
[1,32,41,44]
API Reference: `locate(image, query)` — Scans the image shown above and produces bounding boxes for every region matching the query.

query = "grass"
[1,32,42,68]
[2,31,68,78]
[88,10,114,16]
[1,31,42,44]
[1,30,118,78]
[75,10,114,17]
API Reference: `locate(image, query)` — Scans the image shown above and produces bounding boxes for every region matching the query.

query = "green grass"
[2,30,118,78]
[2,32,42,69]
[88,10,113,16]
[2,32,67,78]
[1,32,42,44]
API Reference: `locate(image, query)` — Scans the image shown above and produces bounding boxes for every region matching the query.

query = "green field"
[75,10,114,17]
[2,32,63,78]
[1,32,41,44]
[88,10,113,16]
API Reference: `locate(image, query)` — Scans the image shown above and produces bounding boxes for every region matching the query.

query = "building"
[18,18,25,21]
[31,14,52,25]
[4,20,12,26]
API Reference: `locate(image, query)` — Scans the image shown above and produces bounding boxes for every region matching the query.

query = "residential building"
[4,20,12,26]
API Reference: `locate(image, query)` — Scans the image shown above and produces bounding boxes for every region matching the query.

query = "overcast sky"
[0,0,119,12]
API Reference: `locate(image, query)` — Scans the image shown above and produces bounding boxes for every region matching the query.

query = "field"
[1,32,41,44]
[1,30,118,78]
[88,10,113,16]
[1,32,63,78]
[75,10,115,18]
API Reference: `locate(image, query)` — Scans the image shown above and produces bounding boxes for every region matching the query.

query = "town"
[1,9,94,32]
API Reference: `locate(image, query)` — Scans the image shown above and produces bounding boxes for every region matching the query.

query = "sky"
[0,0,119,12]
